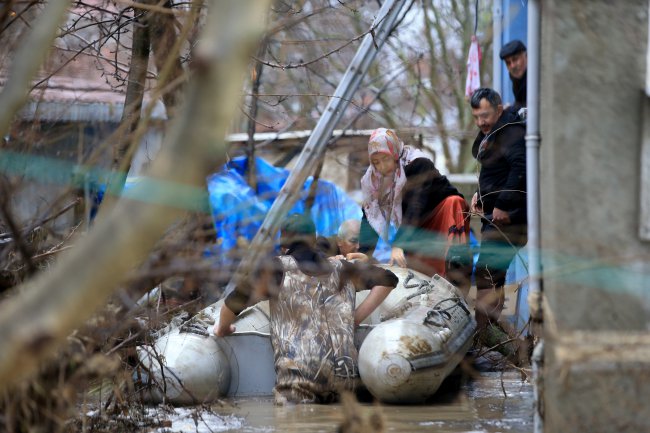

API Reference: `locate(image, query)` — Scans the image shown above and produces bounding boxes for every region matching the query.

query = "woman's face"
[370,152,397,177]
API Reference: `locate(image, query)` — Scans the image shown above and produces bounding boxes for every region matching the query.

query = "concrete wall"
[540,1,650,431]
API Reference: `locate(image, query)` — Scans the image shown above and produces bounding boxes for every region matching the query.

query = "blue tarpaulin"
[207,156,362,257]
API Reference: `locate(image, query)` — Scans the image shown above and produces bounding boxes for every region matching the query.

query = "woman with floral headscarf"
[359,128,471,290]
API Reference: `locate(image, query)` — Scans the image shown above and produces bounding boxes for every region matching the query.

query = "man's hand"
[491,207,511,225]
[389,247,407,267]
[213,323,236,337]
[354,285,393,326]
[213,304,237,337]
[470,192,483,216]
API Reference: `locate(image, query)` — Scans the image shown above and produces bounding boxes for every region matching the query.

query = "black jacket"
[511,69,527,110]
[359,158,463,254]
[472,109,527,225]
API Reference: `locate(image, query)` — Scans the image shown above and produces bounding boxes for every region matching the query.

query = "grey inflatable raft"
[137,266,476,404]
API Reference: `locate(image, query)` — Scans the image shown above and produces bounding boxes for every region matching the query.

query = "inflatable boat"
[137,266,476,405]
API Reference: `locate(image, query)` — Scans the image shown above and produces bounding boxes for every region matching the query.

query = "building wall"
[541,0,649,332]
[540,1,650,431]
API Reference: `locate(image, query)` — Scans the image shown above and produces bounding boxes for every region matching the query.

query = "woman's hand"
[389,247,407,267]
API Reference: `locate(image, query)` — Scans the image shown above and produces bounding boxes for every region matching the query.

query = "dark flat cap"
[499,39,526,59]
[280,213,317,248]
[281,213,316,236]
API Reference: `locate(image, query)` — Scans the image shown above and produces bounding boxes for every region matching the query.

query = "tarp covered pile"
[207,156,361,258]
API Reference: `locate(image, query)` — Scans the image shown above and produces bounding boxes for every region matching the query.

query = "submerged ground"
[137,369,533,433]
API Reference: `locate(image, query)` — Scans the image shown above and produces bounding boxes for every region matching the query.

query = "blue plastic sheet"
[505,250,530,334]
[207,156,362,259]
[471,230,530,333]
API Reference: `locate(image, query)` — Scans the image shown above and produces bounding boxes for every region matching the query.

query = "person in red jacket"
[358,128,472,295]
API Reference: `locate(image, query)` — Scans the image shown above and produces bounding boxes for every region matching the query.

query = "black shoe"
[478,324,518,360]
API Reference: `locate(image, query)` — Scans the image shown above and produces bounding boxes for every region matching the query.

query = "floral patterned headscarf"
[360,128,430,240]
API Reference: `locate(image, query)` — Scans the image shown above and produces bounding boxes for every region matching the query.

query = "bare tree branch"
[0,0,72,138]
[113,4,151,170]
[252,5,391,70]
[0,0,271,389]
[149,0,186,115]
[421,1,453,168]
[245,40,268,191]
[0,178,36,275]
[113,0,188,16]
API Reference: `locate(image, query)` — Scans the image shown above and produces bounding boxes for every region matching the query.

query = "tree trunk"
[0,0,272,390]
[112,8,151,172]
[245,41,267,192]
[150,0,186,117]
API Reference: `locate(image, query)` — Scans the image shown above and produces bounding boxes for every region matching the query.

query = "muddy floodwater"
[158,370,534,433]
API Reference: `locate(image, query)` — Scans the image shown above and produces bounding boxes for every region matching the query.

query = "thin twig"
[0,178,37,275]
[113,0,190,16]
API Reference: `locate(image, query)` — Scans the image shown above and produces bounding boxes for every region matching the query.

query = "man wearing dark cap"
[214,213,398,405]
[499,39,527,110]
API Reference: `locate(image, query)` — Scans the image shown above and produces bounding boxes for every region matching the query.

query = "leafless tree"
[0,0,271,430]
[0,0,496,429]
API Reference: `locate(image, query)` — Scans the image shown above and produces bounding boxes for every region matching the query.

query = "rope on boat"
[423,297,472,327]
[179,316,212,337]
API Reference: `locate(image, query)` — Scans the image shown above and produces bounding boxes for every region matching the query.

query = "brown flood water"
[204,370,534,433]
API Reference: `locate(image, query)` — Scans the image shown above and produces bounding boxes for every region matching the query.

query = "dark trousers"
[474,223,527,327]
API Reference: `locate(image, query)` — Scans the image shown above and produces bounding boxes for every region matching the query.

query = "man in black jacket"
[500,40,527,111]
[469,88,527,338]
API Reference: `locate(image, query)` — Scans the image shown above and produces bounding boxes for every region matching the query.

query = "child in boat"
[316,219,369,262]
[359,128,472,295]
[214,213,398,404]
